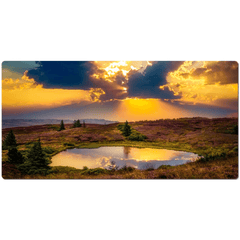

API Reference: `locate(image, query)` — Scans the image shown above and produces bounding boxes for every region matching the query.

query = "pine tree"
[73,119,81,128]
[76,119,81,127]
[59,120,65,131]
[123,121,131,136]
[20,139,51,175]
[8,147,24,165]
[2,130,17,149]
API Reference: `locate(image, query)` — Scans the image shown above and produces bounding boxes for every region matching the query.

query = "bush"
[119,165,135,173]
[63,142,75,147]
[118,123,146,141]
[233,125,238,134]
[128,132,147,141]
[43,147,55,154]
[117,124,124,131]
[158,165,172,169]
[198,152,227,163]
[47,125,59,131]
[81,167,107,175]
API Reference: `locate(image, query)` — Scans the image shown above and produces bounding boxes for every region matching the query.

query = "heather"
[2,117,238,179]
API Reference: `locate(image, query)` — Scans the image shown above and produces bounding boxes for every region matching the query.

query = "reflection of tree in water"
[123,146,131,158]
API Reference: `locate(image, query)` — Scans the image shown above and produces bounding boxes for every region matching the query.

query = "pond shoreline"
[50,146,200,170]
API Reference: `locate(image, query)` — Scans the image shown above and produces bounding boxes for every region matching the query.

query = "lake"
[50,146,200,170]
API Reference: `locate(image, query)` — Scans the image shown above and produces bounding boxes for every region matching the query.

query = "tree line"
[59,119,86,131]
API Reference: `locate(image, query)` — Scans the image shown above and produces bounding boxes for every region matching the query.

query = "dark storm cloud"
[26,61,96,89]
[22,61,186,101]
[127,61,184,99]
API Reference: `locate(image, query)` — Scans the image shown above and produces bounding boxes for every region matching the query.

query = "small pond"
[50,146,200,170]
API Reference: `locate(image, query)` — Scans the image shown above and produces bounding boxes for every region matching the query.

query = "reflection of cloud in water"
[99,157,112,168]
[50,147,199,170]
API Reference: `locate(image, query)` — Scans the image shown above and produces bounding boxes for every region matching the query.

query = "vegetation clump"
[81,166,107,175]
[118,122,147,141]
[18,139,51,175]
[73,119,82,128]
[63,142,75,147]
[7,147,25,165]
[233,125,238,134]
[59,120,65,131]
[123,121,131,136]
[2,130,17,150]
[128,131,147,141]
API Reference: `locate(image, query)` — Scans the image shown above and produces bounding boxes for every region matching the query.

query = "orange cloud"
[2,71,105,114]
[160,61,238,109]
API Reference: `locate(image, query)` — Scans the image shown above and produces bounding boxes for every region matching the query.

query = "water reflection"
[50,146,199,170]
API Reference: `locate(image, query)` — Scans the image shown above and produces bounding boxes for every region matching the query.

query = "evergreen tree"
[59,120,65,131]
[7,147,24,165]
[2,130,17,150]
[19,139,51,175]
[73,119,81,128]
[123,121,131,136]
[83,120,86,128]
[77,119,81,127]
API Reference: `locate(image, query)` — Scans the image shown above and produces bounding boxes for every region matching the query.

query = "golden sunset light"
[2,61,238,120]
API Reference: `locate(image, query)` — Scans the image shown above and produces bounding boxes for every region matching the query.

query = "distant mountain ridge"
[2,119,118,129]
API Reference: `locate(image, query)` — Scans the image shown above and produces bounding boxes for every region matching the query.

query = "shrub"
[81,167,107,175]
[198,152,227,163]
[47,125,59,130]
[63,142,75,147]
[128,132,147,141]
[158,165,172,169]
[233,125,238,134]
[43,147,55,154]
[117,124,125,131]
[119,165,135,173]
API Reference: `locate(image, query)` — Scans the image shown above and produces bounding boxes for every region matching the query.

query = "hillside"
[2,117,238,179]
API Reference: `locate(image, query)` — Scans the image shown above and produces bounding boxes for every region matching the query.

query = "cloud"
[22,61,184,102]
[179,61,238,85]
[160,61,238,109]
[2,61,39,78]
[26,61,96,89]
[2,72,105,116]
[127,61,184,99]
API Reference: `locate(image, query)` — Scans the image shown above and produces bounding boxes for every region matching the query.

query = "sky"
[2,61,238,121]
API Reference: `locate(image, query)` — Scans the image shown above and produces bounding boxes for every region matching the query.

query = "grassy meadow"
[2,117,238,179]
